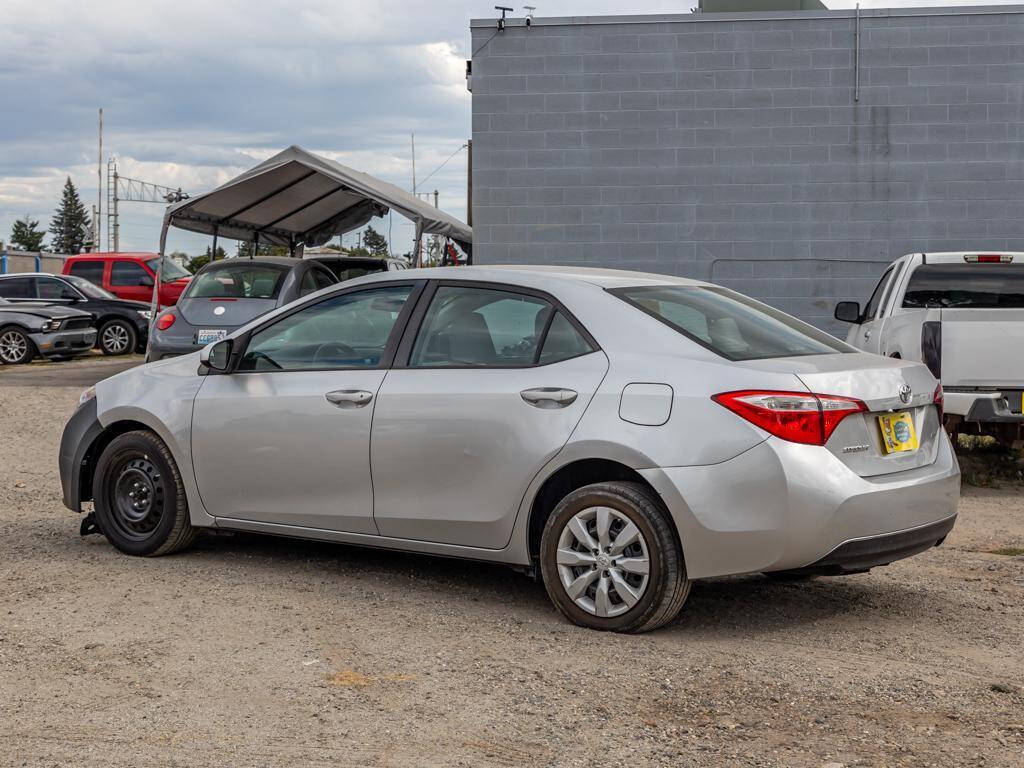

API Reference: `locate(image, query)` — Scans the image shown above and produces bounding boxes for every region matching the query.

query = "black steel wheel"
[92,430,195,556]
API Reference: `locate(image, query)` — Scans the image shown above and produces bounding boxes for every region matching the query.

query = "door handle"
[863,330,872,340]
[520,387,578,408]
[325,389,373,408]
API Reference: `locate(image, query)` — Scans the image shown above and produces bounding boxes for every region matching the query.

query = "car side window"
[863,265,894,321]
[538,311,595,365]
[410,285,558,368]
[111,261,153,287]
[68,261,105,285]
[314,268,335,290]
[37,278,80,300]
[0,277,34,298]
[298,269,319,297]
[238,284,413,372]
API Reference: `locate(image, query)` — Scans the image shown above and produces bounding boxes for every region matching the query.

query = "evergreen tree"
[362,225,389,256]
[49,177,90,254]
[9,214,47,251]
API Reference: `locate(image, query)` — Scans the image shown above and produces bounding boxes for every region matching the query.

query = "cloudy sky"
[0,0,1020,256]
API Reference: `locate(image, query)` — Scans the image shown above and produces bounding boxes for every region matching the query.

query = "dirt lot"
[1,361,1023,767]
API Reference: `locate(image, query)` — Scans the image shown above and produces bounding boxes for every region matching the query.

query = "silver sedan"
[59,266,959,633]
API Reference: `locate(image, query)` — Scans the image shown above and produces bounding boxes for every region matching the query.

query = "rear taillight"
[712,390,867,446]
[156,311,176,331]
[933,383,944,420]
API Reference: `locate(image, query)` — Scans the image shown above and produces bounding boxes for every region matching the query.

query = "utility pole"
[97,108,103,250]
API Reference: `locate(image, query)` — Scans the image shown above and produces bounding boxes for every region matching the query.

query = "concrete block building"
[469,5,1024,335]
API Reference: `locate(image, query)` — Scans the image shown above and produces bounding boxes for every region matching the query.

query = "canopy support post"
[251,231,258,260]
[211,226,218,262]
[289,235,295,258]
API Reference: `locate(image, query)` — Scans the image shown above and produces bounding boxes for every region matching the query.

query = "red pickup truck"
[63,253,191,306]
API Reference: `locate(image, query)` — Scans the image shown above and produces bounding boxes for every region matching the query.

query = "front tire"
[92,430,195,556]
[98,319,137,356]
[539,481,690,633]
[0,326,35,365]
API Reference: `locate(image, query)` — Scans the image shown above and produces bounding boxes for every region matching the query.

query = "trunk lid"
[176,297,277,328]
[738,352,942,477]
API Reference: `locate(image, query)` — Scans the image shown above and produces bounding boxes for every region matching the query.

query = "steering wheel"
[313,342,357,364]
[248,350,283,370]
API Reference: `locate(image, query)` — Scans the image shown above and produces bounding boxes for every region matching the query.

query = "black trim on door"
[391,278,601,370]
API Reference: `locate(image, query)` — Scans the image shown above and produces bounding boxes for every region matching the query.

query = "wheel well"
[79,420,154,503]
[527,458,662,561]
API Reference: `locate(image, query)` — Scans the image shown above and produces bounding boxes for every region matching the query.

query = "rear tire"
[98,319,137,356]
[92,430,195,556]
[539,481,689,633]
[0,325,35,365]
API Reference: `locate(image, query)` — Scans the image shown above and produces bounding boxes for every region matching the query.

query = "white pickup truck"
[835,252,1024,443]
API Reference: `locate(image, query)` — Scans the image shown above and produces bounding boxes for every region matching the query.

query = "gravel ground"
[1,372,1023,767]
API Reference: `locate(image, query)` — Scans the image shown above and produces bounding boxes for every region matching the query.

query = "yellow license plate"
[878,411,919,454]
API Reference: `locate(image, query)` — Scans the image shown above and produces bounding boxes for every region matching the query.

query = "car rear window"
[902,264,1024,309]
[612,285,852,361]
[186,264,288,300]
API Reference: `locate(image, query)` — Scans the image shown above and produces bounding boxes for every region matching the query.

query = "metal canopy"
[159,144,472,253]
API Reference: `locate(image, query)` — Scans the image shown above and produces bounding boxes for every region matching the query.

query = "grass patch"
[986,547,1024,557]
[954,434,1024,487]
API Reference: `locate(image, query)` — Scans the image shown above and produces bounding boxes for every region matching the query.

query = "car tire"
[539,481,690,633]
[92,430,195,556]
[0,325,36,365]
[98,319,137,356]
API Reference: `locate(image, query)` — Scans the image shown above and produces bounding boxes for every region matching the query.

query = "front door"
[108,260,154,303]
[191,282,419,533]
[851,264,895,354]
[371,283,608,549]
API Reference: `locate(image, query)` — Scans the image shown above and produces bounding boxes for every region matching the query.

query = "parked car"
[0,297,96,364]
[0,273,150,356]
[835,252,1024,443]
[63,252,191,306]
[146,257,337,361]
[303,253,410,281]
[60,266,958,633]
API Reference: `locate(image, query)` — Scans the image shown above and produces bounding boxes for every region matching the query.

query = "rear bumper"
[29,328,97,358]
[964,395,1024,424]
[642,431,960,580]
[787,515,956,575]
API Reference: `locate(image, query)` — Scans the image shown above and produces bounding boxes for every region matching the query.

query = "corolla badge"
[214,306,226,316]
[899,384,912,404]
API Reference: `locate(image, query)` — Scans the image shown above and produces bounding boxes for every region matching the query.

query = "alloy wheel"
[102,323,130,354]
[0,330,28,363]
[556,506,650,618]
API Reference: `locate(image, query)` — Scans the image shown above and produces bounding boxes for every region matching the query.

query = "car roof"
[0,272,64,278]
[198,256,307,270]
[66,252,157,260]
[358,264,712,290]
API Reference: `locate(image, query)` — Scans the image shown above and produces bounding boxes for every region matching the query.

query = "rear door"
[0,276,36,303]
[370,281,608,549]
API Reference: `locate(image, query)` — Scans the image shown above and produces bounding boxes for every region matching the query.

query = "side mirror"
[201,338,233,373]
[834,301,862,324]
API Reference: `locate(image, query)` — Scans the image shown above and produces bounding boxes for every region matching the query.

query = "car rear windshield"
[611,285,852,361]
[185,264,288,300]
[903,264,1024,309]
[146,258,191,282]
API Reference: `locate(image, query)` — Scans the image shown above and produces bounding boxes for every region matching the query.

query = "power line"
[418,144,468,190]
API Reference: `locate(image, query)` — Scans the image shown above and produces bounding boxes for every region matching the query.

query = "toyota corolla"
[59,266,959,633]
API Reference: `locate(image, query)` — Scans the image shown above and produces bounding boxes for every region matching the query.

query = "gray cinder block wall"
[469,6,1024,335]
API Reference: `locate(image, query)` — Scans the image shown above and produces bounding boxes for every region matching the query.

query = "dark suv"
[0,273,150,356]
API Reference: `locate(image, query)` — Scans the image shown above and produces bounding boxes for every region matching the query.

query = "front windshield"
[63,274,115,299]
[612,285,853,361]
[146,258,191,281]
[185,263,288,300]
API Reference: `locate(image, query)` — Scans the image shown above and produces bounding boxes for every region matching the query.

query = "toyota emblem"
[899,384,912,404]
